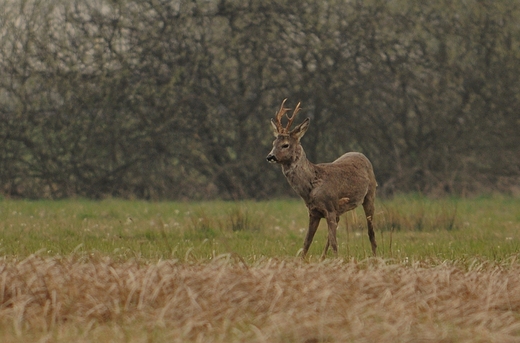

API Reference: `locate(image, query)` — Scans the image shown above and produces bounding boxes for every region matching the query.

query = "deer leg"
[322,212,339,259]
[302,213,321,258]
[322,240,329,259]
[321,216,340,259]
[362,195,377,256]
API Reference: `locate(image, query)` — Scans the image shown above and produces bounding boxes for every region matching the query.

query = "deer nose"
[266,154,278,163]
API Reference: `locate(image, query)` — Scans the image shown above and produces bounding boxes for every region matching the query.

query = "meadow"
[0,195,520,342]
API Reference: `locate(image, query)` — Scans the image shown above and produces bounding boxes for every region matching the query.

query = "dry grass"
[1,255,520,342]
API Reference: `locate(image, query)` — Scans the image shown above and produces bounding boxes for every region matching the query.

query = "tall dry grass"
[1,255,520,342]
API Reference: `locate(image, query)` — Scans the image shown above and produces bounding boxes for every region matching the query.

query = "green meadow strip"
[0,196,519,265]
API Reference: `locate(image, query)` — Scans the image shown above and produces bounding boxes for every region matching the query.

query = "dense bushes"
[1,0,519,199]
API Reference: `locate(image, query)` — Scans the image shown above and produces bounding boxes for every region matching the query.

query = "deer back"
[309,152,376,212]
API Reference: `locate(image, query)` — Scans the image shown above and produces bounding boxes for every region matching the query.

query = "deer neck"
[281,145,316,202]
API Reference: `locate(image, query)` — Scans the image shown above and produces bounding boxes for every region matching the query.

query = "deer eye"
[281,144,290,149]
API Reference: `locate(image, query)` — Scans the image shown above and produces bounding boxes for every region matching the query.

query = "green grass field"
[1,195,520,342]
[1,195,519,264]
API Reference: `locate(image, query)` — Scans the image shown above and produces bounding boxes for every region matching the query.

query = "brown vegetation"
[1,255,520,342]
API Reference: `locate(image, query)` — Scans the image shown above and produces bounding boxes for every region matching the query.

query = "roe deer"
[266,99,377,258]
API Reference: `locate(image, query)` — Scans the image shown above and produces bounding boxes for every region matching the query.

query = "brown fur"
[267,100,377,258]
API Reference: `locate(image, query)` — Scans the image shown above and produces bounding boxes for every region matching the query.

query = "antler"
[273,98,290,133]
[286,101,301,131]
[273,99,301,134]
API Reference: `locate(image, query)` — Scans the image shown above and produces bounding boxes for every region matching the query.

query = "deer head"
[266,99,310,164]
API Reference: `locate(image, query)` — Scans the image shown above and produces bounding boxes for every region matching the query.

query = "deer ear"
[270,119,280,137]
[290,118,310,141]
